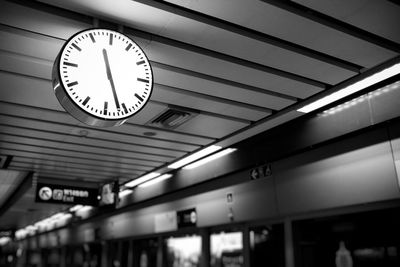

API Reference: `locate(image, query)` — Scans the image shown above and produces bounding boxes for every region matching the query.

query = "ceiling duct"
[147,106,199,129]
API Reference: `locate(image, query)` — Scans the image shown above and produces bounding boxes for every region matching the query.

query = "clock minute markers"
[135,93,144,102]
[64,62,78,67]
[102,48,120,111]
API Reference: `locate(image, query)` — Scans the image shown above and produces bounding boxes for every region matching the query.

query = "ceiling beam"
[259,0,400,53]
[133,0,362,73]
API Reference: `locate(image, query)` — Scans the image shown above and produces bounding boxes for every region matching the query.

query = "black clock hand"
[102,48,120,110]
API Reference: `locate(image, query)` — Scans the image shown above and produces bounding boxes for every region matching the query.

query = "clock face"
[53,28,153,127]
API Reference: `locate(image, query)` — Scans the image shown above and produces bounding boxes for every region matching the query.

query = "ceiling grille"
[147,106,199,129]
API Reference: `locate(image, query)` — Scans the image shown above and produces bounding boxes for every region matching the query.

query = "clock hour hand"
[102,48,120,111]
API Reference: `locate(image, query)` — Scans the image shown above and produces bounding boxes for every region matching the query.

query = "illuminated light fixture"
[183,148,237,170]
[77,205,93,213]
[297,62,400,113]
[125,172,160,188]
[118,189,132,197]
[50,213,65,221]
[138,174,173,188]
[321,80,400,117]
[168,145,222,169]
[69,205,84,212]
[0,237,11,246]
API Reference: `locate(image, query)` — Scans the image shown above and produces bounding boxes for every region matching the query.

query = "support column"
[200,228,210,267]
[284,218,295,267]
[156,236,163,267]
[243,227,251,267]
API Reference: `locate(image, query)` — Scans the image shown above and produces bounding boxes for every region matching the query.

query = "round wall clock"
[52,28,153,127]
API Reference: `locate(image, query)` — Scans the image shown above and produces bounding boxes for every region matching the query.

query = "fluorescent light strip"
[78,205,93,213]
[69,205,83,212]
[183,148,237,170]
[119,189,132,197]
[138,174,173,188]
[125,172,160,188]
[297,62,400,113]
[168,145,222,169]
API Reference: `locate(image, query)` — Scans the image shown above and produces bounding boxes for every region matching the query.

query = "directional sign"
[35,183,99,206]
[250,163,272,180]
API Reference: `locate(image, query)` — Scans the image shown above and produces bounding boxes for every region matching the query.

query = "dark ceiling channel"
[0,131,177,160]
[126,28,329,88]
[151,61,299,102]
[134,0,362,72]
[11,158,144,176]
[0,171,33,220]
[0,139,168,165]
[387,0,400,7]
[259,0,400,53]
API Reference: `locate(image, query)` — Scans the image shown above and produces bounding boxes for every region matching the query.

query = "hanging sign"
[35,183,98,206]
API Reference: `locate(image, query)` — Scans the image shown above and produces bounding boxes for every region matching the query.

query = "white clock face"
[54,28,153,126]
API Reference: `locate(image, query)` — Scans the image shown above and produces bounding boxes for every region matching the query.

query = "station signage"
[35,183,98,206]
[250,163,272,180]
[177,208,197,228]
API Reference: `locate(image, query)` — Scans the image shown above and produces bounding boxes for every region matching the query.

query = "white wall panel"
[275,128,400,215]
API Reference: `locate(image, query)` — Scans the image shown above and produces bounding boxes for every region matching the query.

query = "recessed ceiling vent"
[147,106,199,129]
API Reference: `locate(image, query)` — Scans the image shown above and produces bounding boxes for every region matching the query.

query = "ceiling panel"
[158,15,358,84]
[12,157,143,177]
[2,150,152,173]
[0,134,174,163]
[0,0,89,39]
[138,40,325,99]
[0,112,202,152]
[166,0,397,68]
[152,84,270,121]
[294,0,400,43]
[0,124,186,158]
[153,67,296,110]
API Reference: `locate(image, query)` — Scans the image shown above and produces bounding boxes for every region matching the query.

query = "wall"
[70,121,400,243]
[28,119,400,247]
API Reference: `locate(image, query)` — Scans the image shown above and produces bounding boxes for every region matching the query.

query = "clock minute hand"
[102,48,120,110]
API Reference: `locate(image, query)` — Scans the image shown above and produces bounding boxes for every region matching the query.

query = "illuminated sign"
[177,208,197,228]
[35,183,98,206]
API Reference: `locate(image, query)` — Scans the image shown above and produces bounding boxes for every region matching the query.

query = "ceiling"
[0,0,399,229]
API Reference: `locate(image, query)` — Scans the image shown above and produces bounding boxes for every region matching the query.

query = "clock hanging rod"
[91,17,125,34]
